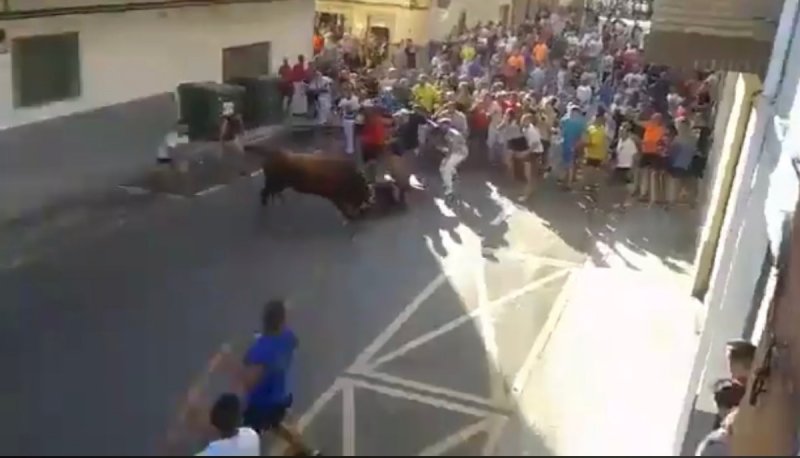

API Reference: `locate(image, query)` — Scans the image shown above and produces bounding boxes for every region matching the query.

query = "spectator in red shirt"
[290,55,311,117]
[291,55,308,83]
[361,104,388,182]
[278,58,293,113]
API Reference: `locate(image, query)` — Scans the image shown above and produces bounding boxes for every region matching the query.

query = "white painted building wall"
[675,0,800,452]
[0,0,314,129]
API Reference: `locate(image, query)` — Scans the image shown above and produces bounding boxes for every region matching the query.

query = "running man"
[240,300,320,456]
[434,117,469,204]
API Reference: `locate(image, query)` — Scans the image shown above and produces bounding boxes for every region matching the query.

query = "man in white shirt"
[337,85,360,155]
[576,82,593,113]
[196,394,260,456]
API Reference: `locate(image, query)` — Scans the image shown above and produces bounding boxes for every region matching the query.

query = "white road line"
[497,250,583,268]
[118,185,151,195]
[369,269,569,369]
[511,268,578,395]
[490,269,570,309]
[297,378,344,432]
[349,274,447,372]
[482,416,508,456]
[417,418,492,456]
[342,382,356,456]
[350,369,498,410]
[194,184,226,197]
[349,377,489,417]
[370,312,473,368]
[473,259,505,406]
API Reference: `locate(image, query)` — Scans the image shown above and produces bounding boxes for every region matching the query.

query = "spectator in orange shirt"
[533,40,549,65]
[312,30,324,56]
[638,113,668,205]
[507,50,525,89]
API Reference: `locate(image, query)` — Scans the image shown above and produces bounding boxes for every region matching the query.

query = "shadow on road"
[0,129,556,456]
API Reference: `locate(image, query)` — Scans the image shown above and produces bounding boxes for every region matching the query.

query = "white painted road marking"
[350,274,447,372]
[367,269,569,370]
[511,268,577,395]
[292,251,577,455]
[418,418,493,456]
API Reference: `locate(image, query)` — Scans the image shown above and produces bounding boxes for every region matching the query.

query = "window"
[222,42,271,82]
[12,32,81,108]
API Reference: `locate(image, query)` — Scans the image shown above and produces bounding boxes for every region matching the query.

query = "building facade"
[644,0,800,452]
[0,0,313,221]
[0,0,314,130]
[315,0,512,44]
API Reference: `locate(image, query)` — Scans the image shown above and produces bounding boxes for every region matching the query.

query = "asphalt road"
[0,149,595,455]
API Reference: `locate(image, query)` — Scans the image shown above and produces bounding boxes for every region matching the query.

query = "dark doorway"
[369,26,390,44]
[222,41,271,82]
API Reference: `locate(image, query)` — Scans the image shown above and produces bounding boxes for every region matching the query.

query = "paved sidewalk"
[497,205,703,456]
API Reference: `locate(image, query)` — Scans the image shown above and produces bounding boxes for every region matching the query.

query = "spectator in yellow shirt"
[584,113,609,190]
[460,42,476,63]
[412,75,441,113]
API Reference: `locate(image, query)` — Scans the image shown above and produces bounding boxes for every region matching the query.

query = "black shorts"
[243,396,293,432]
[639,154,664,169]
[541,140,551,153]
[613,167,632,183]
[586,158,603,168]
[508,137,528,152]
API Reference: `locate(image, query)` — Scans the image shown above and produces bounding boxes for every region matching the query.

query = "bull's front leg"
[333,200,360,238]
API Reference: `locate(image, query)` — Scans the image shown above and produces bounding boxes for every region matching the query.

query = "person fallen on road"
[156,123,189,168]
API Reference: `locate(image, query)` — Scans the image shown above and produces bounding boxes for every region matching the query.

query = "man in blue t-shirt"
[240,300,319,456]
[559,106,587,186]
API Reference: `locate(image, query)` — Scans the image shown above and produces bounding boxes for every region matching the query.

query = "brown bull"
[249,145,372,220]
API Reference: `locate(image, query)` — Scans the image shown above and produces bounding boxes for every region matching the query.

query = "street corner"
[289,375,509,457]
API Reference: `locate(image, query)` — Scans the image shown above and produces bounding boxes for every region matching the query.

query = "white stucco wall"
[0,0,314,129]
[675,2,800,453]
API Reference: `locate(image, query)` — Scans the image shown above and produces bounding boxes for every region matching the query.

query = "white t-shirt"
[196,428,260,456]
[624,72,645,90]
[524,124,544,152]
[616,137,638,169]
[505,36,518,54]
[338,95,360,120]
[576,85,593,105]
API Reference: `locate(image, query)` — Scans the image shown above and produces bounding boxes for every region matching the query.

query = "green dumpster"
[225,76,285,128]
[176,82,245,141]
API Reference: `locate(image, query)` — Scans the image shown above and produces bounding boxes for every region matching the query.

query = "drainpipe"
[671,0,800,454]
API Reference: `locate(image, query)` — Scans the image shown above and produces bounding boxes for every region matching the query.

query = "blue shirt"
[561,116,586,158]
[598,83,614,108]
[244,329,298,407]
[467,60,483,78]
[668,139,696,170]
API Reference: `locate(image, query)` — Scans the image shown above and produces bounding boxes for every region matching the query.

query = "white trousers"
[317,93,332,125]
[342,119,356,155]
[291,82,308,115]
[440,148,468,195]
